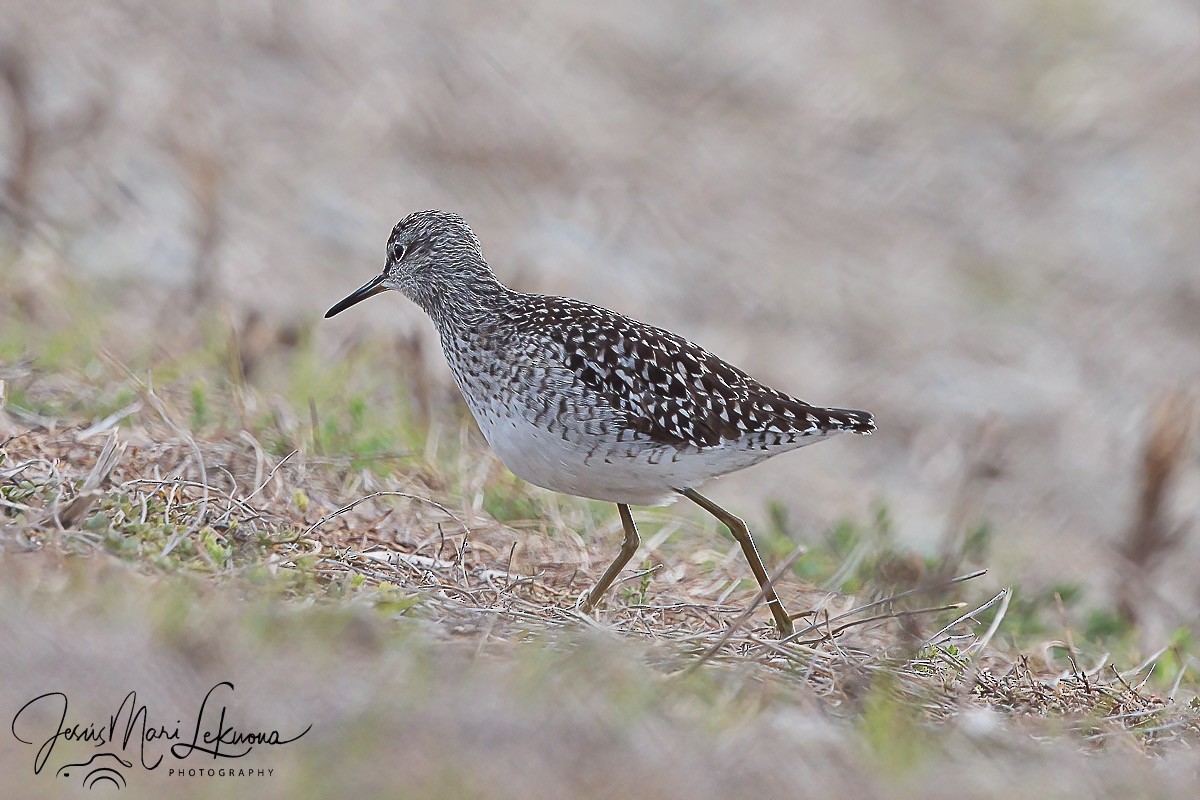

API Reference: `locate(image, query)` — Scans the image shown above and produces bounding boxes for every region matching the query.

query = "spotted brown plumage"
[325,209,876,637]
[520,295,874,450]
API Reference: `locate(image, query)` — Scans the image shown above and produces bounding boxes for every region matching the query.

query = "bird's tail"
[813,406,875,435]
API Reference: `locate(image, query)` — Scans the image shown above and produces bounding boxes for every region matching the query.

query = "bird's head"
[325,210,489,319]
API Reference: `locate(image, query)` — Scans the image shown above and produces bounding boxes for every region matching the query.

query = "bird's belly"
[453,369,830,507]
[472,408,701,507]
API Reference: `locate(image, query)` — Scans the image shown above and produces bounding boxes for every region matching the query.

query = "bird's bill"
[324,273,388,318]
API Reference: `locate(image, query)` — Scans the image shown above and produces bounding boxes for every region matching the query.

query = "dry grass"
[1,280,1197,797]
[1117,391,1198,627]
[3,389,1197,773]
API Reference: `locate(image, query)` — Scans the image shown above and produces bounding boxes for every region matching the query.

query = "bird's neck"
[417,261,512,332]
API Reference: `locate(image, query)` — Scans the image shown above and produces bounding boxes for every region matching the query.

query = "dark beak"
[325,274,388,318]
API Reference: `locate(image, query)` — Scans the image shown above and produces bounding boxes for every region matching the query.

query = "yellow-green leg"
[679,487,794,637]
[582,503,640,612]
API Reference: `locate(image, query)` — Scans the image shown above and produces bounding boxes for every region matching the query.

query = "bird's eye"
[392,244,407,261]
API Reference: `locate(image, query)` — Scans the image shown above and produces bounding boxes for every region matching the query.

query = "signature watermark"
[11,682,310,789]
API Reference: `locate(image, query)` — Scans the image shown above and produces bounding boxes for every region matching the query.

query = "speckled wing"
[517,296,875,451]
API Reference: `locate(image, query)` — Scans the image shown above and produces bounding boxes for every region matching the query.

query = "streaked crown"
[381,210,501,319]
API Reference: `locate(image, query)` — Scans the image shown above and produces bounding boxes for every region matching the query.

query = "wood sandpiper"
[325,210,875,636]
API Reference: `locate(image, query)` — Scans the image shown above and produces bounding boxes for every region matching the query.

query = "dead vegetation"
[3,386,1197,759]
[1117,390,1197,628]
[0,298,1197,797]
[0,38,111,244]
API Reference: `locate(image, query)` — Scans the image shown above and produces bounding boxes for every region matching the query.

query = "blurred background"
[2,1,1198,625]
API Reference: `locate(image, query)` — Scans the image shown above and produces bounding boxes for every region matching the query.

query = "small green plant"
[482,475,543,523]
[190,382,209,430]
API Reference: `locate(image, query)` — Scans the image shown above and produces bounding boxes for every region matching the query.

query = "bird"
[325,210,874,637]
